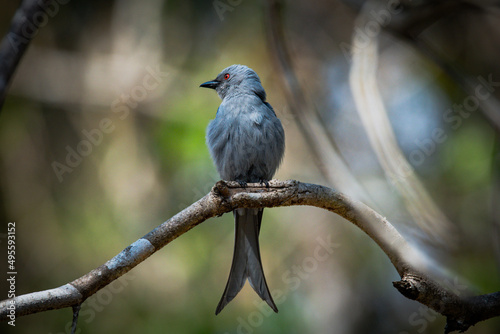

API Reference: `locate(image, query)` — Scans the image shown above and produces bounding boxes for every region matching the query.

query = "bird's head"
[200,64,266,101]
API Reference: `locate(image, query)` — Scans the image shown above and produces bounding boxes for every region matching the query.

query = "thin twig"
[264,0,373,204]
[349,0,457,246]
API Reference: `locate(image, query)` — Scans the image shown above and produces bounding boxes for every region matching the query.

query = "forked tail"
[215,208,278,314]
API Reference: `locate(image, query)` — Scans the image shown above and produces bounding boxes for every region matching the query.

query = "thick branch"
[0,180,498,332]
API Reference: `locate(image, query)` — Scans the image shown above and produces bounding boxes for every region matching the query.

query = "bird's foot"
[236,180,247,188]
[260,179,270,188]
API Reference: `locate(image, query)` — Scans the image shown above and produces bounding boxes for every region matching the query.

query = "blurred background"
[1,0,500,333]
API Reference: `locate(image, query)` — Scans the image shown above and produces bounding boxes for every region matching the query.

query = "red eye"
[224,73,230,80]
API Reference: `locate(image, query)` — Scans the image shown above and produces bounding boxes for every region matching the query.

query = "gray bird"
[201,64,285,315]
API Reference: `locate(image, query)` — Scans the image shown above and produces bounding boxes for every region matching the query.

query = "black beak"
[200,80,219,89]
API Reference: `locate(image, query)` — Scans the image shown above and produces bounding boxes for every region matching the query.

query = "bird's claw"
[260,179,270,188]
[237,180,247,188]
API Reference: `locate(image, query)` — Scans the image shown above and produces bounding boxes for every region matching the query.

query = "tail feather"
[215,208,277,315]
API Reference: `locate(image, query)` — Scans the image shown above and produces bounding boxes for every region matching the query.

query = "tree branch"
[349,0,457,246]
[264,0,373,206]
[0,180,498,332]
[0,0,53,111]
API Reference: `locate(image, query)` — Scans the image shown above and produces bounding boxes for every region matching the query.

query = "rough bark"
[0,180,498,333]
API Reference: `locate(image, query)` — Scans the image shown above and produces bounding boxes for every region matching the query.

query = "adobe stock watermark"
[212,0,243,21]
[51,65,168,182]
[340,0,403,62]
[398,277,468,334]
[390,74,500,185]
[226,234,341,334]
[48,273,136,334]
[8,0,71,53]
